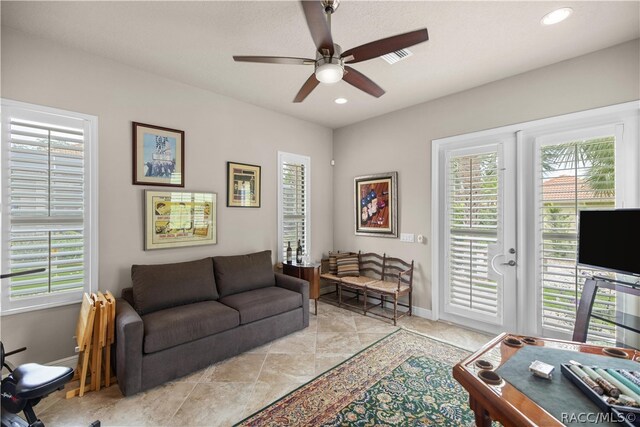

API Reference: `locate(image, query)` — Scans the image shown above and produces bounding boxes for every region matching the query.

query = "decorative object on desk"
[226,161,261,207]
[296,239,303,263]
[354,171,398,237]
[132,122,184,187]
[237,329,474,426]
[144,190,216,250]
[522,336,538,345]
[286,241,292,264]
[529,360,555,379]
[561,363,640,423]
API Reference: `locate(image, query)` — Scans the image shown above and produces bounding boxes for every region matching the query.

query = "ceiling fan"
[233,0,429,103]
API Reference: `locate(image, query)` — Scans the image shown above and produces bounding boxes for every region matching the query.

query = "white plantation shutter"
[538,134,616,342]
[446,150,500,318]
[1,101,97,314]
[278,152,310,262]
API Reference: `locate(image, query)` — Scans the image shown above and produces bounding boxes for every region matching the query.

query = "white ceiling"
[2,1,639,129]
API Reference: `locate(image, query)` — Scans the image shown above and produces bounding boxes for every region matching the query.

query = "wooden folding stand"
[66,293,96,398]
[103,291,116,387]
[66,291,117,398]
[90,292,106,392]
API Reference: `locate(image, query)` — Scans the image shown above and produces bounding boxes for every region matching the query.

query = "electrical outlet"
[400,233,415,243]
[74,346,80,353]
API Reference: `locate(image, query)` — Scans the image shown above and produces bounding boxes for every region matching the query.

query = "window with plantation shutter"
[537,132,617,343]
[277,152,310,262]
[1,100,97,314]
[445,149,502,320]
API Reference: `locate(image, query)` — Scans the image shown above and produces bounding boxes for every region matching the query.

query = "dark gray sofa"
[115,250,309,396]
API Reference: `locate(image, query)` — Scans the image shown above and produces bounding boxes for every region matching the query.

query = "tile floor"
[37,300,494,426]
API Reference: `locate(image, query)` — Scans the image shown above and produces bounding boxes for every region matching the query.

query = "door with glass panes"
[440,136,517,334]
[534,125,621,344]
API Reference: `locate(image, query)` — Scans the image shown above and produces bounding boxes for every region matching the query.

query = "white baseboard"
[47,355,78,369]
[412,306,434,320]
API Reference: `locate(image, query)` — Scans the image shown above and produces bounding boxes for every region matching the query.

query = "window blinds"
[539,136,616,342]
[447,152,500,316]
[281,161,306,260]
[7,118,86,299]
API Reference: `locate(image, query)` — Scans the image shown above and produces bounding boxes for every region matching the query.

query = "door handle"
[501,260,516,267]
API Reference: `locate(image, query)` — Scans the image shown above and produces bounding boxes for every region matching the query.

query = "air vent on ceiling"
[381,49,413,65]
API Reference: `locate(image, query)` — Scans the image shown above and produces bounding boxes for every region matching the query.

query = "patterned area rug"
[236,329,475,426]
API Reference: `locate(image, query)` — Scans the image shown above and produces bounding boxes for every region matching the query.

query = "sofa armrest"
[115,298,144,396]
[275,272,309,327]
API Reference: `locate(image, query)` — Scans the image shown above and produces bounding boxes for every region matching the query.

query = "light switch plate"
[400,233,415,243]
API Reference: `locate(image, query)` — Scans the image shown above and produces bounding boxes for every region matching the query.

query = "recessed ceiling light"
[541,7,573,26]
[334,98,348,104]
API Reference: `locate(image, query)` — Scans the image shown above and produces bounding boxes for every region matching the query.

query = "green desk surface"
[496,345,640,426]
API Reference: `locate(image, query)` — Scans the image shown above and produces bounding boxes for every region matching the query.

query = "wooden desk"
[453,333,640,427]
[282,261,320,315]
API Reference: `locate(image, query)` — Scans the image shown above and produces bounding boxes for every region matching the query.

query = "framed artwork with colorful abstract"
[354,171,398,237]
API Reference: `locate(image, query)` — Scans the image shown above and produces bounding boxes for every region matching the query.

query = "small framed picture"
[354,172,398,237]
[133,122,184,187]
[145,190,216,250]
[227,161,261,208]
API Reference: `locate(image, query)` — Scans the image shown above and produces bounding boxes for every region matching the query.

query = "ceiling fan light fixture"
[541,7,573,25]
[315,62,344,84]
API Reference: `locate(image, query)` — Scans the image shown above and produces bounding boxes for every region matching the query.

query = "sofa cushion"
[337,254,360,277]
[132,258,218,315]
[219,287,302,325]
[213,250,275,298]
[141,300,239,354]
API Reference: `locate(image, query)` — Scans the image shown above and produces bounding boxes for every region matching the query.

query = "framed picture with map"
[133,122,184,187]
[145,190,216,250]
[227,161,261,208]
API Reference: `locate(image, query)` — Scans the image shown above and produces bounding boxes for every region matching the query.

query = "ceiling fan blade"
[341,28,429,64]
[343,66,385,98]
[300,1,334,56]
[293,73,320,103]
[233,56,315,65]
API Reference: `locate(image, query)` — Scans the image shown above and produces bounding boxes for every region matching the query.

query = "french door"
[438,135,517,334]
[433,102,639,342]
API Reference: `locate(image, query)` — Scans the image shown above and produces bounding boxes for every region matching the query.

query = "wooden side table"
[282,261,320,315]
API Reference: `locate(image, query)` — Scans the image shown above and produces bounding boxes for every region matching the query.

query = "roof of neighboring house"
[542,175,597,201]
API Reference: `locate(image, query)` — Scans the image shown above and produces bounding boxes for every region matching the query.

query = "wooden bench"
[320,251,414,325]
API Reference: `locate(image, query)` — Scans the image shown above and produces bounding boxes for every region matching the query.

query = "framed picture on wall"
[354,171,398,237]
[145,190,216,250]
[227,161,261,208]
[133,122,184,187]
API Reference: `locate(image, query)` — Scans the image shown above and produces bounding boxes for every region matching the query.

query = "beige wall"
[0,28,334,365]
[332,39,640,314]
